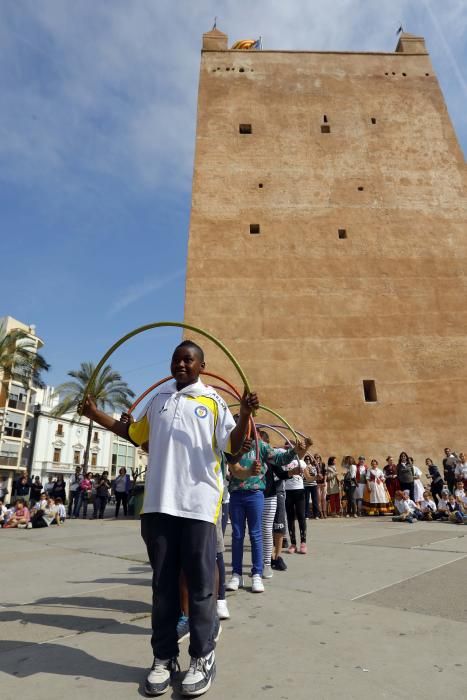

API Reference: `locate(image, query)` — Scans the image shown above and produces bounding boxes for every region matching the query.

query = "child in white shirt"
[420,491,437,519]
[55,498,67,523]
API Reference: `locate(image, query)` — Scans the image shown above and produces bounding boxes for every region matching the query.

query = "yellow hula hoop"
[80,321,251,415]
[228,402,299,441]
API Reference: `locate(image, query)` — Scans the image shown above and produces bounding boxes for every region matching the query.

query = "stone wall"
[184,33,467,464]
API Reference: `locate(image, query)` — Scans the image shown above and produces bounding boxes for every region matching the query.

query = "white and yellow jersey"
[129,379,235,524]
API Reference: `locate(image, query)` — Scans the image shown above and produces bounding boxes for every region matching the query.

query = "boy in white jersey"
[80,340,258,697]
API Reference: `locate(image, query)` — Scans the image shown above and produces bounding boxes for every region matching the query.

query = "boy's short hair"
[174,340,205,362]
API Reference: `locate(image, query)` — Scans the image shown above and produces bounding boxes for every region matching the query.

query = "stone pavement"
[1,516,466,700]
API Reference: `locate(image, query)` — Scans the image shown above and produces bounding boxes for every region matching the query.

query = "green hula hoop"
[228,402,299,442]
[81,321,251,414]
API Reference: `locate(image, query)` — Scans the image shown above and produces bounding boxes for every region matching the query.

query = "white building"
[30,386,147,486]
[0,316,43,492]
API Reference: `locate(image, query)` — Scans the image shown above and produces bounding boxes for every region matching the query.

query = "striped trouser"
[262,495,277,565]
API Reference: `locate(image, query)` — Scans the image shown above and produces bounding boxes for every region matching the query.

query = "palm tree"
[52,362,135,471]
[0,323,50,390]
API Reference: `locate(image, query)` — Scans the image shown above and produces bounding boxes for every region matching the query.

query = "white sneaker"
[262,564,273,579]
[181,651,216,696]
[145,657,179,696]
[251,574,265,593]
[225,574,243,591]
[216,599,230,620]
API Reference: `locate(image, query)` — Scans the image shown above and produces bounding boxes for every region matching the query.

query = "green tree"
[52,362,135,471]
[0,323,50,390]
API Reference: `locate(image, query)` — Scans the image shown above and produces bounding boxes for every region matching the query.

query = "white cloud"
[0,0,465,194]
[109,268,185,315]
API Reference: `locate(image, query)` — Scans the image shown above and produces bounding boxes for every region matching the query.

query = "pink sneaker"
[287,544,297,554]
[299,542,307,554]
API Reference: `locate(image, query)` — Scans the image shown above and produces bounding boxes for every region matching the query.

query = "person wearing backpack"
[397,452,415,501]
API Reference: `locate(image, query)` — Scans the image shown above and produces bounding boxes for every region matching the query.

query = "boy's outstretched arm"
[229,390,259,455]
[79,396,130,440]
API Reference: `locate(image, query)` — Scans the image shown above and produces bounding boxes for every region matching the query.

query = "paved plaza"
[1,516,466,699]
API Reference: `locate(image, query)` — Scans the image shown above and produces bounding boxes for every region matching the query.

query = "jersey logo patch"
[194,405,209,419]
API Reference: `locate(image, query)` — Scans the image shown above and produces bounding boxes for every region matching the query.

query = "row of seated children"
[0,495,66,529]
[392,483,467,524]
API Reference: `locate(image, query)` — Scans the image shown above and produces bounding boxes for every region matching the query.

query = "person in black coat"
[426,458,444,504]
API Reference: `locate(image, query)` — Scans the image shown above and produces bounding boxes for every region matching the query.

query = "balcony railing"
[40,461,109,473]
[8,399,27,411]
[0,455,19,467]
[3,428,22,438]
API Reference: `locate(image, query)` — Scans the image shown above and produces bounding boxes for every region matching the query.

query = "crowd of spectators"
[299,447,467,525]
[0,465,132,529]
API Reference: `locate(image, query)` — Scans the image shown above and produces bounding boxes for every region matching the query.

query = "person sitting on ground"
[3,499,31,528]
[55,497,67,523]
[43,496,61,526]
[419,491,437,520]
[447,494,465,524]
[392,490,422,523]
[0,499,8,527]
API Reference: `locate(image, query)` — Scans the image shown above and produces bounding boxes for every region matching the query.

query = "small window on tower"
[371,117,376,124]
[258,183,263,188]
[358,186,364,191]
[239,124,252,134]
[321,124,331,134]
[323,115,328,123]
[338,229,347,239]
[250,224,260,234]
[363,380,377,403]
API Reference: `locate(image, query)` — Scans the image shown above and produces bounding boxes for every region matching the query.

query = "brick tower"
[184,27,467,461]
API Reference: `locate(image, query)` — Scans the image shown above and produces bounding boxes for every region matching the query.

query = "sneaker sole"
[181,665,216,696]
[144,681,171,696]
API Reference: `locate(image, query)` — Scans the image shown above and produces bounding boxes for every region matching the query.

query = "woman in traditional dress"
[355,456,367,517]
[362,459,392,515]
[411,458,425,505]
[326,456,341,516]
[384,455,399,503]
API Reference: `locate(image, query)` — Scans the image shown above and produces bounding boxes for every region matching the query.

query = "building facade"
[183,29,467,462]
[0,316,43,491]
[30,386,147,486]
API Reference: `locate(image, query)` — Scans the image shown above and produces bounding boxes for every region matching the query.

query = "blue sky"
[1,0,466,398]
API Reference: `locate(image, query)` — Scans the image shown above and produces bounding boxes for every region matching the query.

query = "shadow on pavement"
[67,576,151,587]
[0,610,150,636]
[0,640,145,686]
[33,595,151,614]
